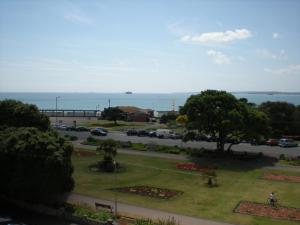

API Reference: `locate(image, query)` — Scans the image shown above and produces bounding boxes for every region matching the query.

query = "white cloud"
[181,29,251,44]
[64,12,92,24]
[264,64,300,74]
[272,33,279,39]
[207,50,231,65]
[256,49,286,60]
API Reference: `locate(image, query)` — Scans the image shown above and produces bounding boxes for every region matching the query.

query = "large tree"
[259,101,297,137]
[0,127,74,203]
[181,90,269,151]
[0,99,50,131]
[101,107,124,125]
[0,100,74,204]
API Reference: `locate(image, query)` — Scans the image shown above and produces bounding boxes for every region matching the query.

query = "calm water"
[0,92,299,111]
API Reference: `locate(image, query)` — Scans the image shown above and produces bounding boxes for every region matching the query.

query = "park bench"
[95,202,113,213]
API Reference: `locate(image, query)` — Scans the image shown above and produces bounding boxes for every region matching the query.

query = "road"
[60,130,300,158]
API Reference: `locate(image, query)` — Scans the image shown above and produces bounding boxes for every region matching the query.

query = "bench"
[95,202,113,213]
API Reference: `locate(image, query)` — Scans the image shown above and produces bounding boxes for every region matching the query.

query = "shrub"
[279,154,286,160]
[69,135,78,141]
[87,136,97,143]
[134,218,180,225]
[74,205,111,221]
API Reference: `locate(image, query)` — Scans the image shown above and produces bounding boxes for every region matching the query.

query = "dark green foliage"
[101,107,124,124]
[181,90,269,151]
[0,99,50,131]
[160,112,178,124]
[259,101,300,137]
[0,127,74,203]
[96,139,118,172]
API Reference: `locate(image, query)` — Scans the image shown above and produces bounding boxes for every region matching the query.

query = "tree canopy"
[0,99,50,131]
[101,107,124,124]
[0,100,74,204]
[180,90,269,151]
[259,101,299,137]
[0,127,74,203]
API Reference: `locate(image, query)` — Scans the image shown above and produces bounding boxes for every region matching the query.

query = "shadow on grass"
[188,150,278,172]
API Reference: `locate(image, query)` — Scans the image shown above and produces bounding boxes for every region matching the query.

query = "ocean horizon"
[0,92,300,111]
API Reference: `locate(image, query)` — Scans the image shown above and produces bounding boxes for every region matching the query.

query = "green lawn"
[72,149,300,225]
[79,119,166,131]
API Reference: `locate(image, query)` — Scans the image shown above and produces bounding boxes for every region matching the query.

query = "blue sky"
[0,0,300,93]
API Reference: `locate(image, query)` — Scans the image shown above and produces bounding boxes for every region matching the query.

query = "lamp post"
[113,160,118,219]
[55,96,60,124]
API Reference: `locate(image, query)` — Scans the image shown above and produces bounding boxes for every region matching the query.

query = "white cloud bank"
[181,29,251,44]
[264,64,300,74]
[207,50,231,65]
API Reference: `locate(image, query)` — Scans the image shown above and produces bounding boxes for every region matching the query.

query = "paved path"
[66,193,234,225]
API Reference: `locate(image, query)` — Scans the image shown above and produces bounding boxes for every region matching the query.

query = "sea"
[0,92,300,111]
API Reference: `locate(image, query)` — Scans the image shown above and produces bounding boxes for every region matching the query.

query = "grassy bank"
[72,149,300,225]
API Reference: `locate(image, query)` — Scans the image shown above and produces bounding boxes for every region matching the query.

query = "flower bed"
[234,201,300,221]
[113,186,183,199]
[176,163,217,173]
[73,149,97,157]
[262,172,300,183]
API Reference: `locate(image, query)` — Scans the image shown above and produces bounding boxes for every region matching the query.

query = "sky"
[0,0,300,93]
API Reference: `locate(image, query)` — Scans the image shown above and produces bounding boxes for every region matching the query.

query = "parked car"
[76,126,90,132]
[156,129,173,138]
[170,133,183,139]
[91,128,107,136]
[278,138,298,148]
[148,130,157,137]
[66,126,77,131]
[250,138,266,145]
[137,130,149,137]
[266,138,278,146]
[126,129,138,136]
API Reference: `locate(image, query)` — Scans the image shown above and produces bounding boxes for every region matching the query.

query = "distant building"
[156,110,178,118]
[118,106,154,122]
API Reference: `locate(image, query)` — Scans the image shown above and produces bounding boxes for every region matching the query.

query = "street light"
[113,160,118,219]
[55,96,61,124]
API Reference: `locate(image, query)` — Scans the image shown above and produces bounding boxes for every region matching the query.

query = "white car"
[278,138,298,148]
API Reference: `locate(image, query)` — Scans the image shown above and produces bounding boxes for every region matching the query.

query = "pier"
[40,109,99,117]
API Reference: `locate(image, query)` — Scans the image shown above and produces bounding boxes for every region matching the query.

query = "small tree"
[101,107,124,125]
[96,139,118,172]
[202,171,218,187]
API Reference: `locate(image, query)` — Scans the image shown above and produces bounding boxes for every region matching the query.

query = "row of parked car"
[52,124,90,132]
[265,138,298,147]
[126,129,183,139]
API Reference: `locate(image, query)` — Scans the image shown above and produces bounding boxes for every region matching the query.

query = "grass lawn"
[79,119,166,131]
[72,149,300,225]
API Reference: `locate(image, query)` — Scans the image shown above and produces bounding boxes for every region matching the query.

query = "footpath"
[66,193,234,225]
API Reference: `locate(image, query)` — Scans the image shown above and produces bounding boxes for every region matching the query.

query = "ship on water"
[125,91,133,94]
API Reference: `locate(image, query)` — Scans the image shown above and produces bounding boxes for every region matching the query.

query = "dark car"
[66,126,77,131]
[76,126,90,132]
[137,130,149,137]
[170,133,183,139]
[148,131,157,137]
[91,128,107,136]
[250,138,266,145]
[266,138,278,146]
[126,129,138,136]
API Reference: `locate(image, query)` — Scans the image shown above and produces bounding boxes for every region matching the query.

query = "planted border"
[176,163,217,173]
[262,172,300,183]
[112,186,183,199]
[234,201,300,221]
